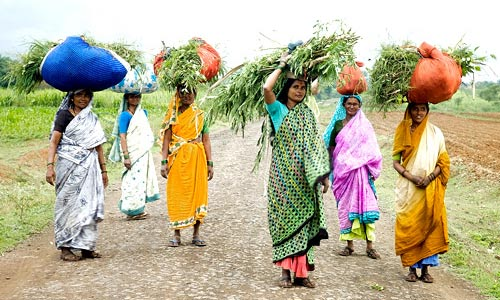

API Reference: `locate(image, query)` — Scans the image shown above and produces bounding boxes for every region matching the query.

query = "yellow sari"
[159,94,208,229]
[392,109,450,267]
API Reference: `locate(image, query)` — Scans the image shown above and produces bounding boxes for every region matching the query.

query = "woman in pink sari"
[323,95,383,259]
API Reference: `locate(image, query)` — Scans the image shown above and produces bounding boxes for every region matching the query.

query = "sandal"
[60,248,80,261]
[126,212,148,220]
[405,270,418,282]
[168,236,181,247]
[279,276,292,288]
[81,250,102,259]
[420,272,434,283]
[192,237,207,247]
[366,248,381,259]
[338,246,354,256]
[294,277,316,288]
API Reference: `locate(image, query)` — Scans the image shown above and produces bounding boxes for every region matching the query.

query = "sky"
[1,0,498,82]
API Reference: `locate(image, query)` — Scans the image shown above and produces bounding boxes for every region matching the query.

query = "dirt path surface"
[1,112,498,300]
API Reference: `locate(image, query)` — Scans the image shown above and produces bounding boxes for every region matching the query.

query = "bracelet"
[277,65,285,71]
[47,162,54,166]
[207,160,214,167]
[123,154,130,159]
[400,169,407,176]
[100,162,106,166]
[101,170,107,174]
[161,159,168,165]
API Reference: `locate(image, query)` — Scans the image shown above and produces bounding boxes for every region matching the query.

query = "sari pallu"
[160,95,208,229]
[119,108,160,216]
[267,103,330,266]
[54,105,106,251]
[332,110,382,236]
[393,112,450,267]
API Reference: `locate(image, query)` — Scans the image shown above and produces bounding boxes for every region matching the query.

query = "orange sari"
[392,109,450,267]
[159,94,208,229]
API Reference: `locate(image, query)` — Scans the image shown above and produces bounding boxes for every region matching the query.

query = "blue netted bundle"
[41,36,130,91]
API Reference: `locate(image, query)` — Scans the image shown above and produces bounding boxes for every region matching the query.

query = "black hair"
[407,102,429,111]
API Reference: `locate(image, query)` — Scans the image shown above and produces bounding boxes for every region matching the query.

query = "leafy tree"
[478,84,500,101]
[0,55,15,88]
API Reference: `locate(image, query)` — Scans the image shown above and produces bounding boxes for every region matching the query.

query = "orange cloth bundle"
[336,61,367,95]
[193,37,221,81]
[408,42,462,104]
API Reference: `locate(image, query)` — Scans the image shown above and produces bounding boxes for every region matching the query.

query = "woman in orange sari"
[392,102,450,283]
[160,85,214,247]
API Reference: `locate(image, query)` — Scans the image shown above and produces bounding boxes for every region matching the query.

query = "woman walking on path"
[323,94,383,260]
[160,85,214,247]
[109,92,160,220]
[392,102,450,283]
[45,89,108,261]
[263,53,330,289]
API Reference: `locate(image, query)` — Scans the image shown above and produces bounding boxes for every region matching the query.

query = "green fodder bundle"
[156,38,224,92]
[368,43,420,112]
[201,21,359,170]
[369,40,490,112]
[7,36,143,94]
[202,21,360,134]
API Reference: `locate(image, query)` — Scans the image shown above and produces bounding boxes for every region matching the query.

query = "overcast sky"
[1,0,498,82]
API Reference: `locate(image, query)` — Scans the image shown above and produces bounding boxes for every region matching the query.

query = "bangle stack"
[428,173,436,181]
[161,159,168,165]
[207,160,214,167]
[123,154,130,159]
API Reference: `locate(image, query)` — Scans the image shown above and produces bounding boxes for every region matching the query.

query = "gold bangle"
[47,162,54,166]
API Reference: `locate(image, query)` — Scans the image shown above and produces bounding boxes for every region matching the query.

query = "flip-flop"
[191,238,206,247]
[60,250,80,261]
[279,276,292,288]
[338,246,354,256]
[127,212,148,220]
[168,237,181,247]
[294,277,316,288]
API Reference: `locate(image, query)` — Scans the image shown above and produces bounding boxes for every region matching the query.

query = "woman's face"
[287,80,307,104]
[127,94,142,106]
[344,97,361,117]
[179,89,196,106]
[409,103,428,125]
[73,90,92,110]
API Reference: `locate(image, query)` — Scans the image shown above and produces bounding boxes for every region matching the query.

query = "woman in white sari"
[109,93,160,220]
[46,89,108,261]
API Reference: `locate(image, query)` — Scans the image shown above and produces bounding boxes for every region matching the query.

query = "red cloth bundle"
[336,61,367,95]
[408,42,462,104]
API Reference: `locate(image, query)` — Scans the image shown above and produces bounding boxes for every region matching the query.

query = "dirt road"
[1,111,498,300]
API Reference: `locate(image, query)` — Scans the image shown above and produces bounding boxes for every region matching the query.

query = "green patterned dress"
[267,102,331,267]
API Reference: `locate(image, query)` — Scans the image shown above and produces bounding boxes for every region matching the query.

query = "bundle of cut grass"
[369,40,490,112]
[7,36,143,94]
[202,21,360,134]
[155,38,223,92]
[201,21,359,170]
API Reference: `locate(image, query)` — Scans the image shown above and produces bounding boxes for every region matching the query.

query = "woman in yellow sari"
[392,102,450,283]
[160,85,214,247]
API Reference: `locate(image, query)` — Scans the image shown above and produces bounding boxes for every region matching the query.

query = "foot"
[420,272,434,283]
[60,248,80,261]
[366,248,381,259]
[279,276,292,288]
[192,236,206,247]
[294,277,316,288]
[81,250,102,259]
[168,236,181,247]
[405,269,418,282]
[338,246,354,256]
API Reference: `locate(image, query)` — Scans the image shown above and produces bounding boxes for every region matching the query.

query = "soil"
[0,111,498,300]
